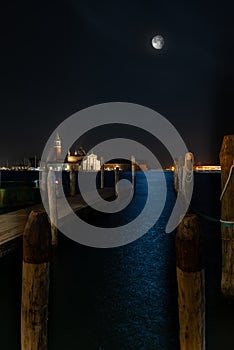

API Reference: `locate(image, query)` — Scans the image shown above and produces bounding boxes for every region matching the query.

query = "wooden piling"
[174,155,184,194]
[21,210,51,350]
[40,169,48,205]
[176,214,205,350]
[100,157,104,189]
[115,167,120,196]
[47,170,58,247]
[220,134,234,298]
[70,168,76,197]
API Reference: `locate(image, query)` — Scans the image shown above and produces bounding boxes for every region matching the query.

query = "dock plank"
[0,188,115,248]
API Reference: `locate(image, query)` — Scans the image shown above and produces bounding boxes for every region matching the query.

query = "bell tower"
[54,132,62,161]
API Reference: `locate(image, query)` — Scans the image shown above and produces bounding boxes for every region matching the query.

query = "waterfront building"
[82,152,101,171]
[54,132,62,161]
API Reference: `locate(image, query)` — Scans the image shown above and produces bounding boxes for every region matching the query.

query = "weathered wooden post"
[100,156,104,189]
[131,155,135,192]
[115,166,120,196]
[47,169,58,247]
[220,134,234,298]
[21,210,51,350]
[176,213,205,350]
[174,155,184,193]
[173,159,178,192]
[70,167,76,197]
[40,167,48,205]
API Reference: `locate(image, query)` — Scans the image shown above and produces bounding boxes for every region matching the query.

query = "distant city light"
[195,165,221,172]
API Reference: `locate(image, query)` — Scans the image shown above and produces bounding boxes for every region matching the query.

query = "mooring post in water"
[21,210,51,350]
[220,134,234,298]
[131,155,135,193]
[176,213,205,350]
[70,167,76,197]
[47,169,58,247]
[100,156,104,189]
[174,155,184,193]
[40,168,48,205]
[115,166,120,196]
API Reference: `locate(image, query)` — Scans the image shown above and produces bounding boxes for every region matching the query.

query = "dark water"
[0,171,234,349]
[0,170,39,188]
[49,171,179,350]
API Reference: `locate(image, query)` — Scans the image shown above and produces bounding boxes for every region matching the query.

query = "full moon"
[152,35,164,50]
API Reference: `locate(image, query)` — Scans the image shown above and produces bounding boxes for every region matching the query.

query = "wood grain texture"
[23,210,51,264]
[21,263,50,350]
[176,214,204,272]
[176,214,205,350]
[21,210,51,350]
[177,268,205,350]
[220,135,234,298]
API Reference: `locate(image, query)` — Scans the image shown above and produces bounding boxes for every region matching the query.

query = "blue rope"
[191,207,234,227]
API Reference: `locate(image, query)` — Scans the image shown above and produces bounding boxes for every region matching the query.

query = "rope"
[191,207,234,227]
[220,219,234,227]
[218,160,234,225]
[175,154,234,227]
[220,162,234,201]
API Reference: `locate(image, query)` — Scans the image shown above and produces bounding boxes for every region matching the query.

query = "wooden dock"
[0,188,115,256]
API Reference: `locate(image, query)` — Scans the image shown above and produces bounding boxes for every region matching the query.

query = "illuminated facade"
[82,153,101,171]
[66,148,86,171]
[54,132,62,161]
[44,134,86,171]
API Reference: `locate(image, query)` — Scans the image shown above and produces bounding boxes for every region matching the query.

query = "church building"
[52,133,101,171]
[82,152,101,171]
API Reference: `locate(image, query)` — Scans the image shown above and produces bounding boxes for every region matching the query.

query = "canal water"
[0,171,234,349]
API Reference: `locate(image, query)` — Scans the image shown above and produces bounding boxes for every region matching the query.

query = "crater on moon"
[152,35,164,50]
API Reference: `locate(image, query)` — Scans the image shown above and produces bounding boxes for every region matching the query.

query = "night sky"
[1,0,234,166]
